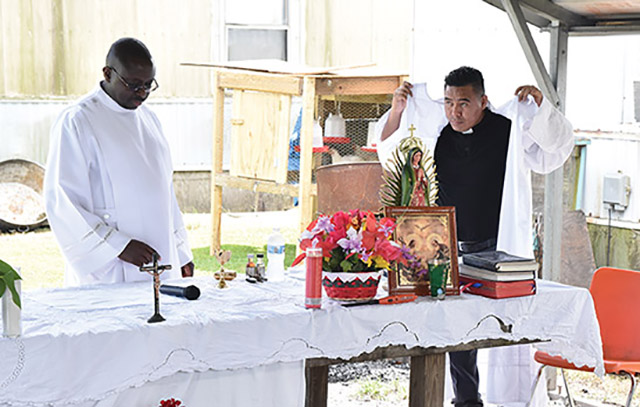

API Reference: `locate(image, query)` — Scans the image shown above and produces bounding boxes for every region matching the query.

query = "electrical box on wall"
[603,173,631,211]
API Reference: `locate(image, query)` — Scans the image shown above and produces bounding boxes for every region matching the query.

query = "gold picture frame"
[385,206,459,296]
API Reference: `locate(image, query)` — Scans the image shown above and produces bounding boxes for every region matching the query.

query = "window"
[225,0,289,61]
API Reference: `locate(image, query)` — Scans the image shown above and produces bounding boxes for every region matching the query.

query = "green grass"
[355,378,407,402]
[0,213,301,291]
[192,243,298,274]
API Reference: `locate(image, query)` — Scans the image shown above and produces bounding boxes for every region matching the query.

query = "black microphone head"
[184,285,200,300]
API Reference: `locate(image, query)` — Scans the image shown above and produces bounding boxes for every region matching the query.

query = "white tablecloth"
[0,273,603,407]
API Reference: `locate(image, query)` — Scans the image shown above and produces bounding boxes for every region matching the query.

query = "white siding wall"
[0,99,215,171]
[582,133,640,222]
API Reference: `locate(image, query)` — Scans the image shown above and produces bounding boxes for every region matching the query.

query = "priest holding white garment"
[45,38,194,286]
[376,67,574,407]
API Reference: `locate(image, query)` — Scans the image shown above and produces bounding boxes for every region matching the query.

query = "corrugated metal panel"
[0,98,216,170]
[0,97,304,172]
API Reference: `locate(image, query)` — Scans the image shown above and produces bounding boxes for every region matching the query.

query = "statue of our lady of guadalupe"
[401,147,429,206]
[380,128,438,208]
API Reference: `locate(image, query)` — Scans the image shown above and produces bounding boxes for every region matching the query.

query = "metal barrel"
[315,161,384,216]
[0,158,47,232]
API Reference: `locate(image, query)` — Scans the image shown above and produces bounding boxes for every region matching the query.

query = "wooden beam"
[304,364,328,407]
[304,339,542,407]
[218,69,303,95]
[214,173,316,197]
[299,77,317,237]
[304,338,543,367]
[210,71,225,255]
[314,76,403,96]
[410,353,445,407]
[318,94,392,104]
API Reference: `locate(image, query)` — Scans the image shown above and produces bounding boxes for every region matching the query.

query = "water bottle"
[266,227,286,281]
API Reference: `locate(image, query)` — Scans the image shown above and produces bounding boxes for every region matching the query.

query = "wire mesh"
[220,77,396,212]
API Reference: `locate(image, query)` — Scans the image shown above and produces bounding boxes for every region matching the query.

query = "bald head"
[106,37,153,71]
[102,38,156,109]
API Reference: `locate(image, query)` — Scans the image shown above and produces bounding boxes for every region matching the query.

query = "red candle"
[305,247,323,309]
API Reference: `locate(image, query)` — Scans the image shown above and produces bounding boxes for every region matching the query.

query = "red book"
[460,276,536,299]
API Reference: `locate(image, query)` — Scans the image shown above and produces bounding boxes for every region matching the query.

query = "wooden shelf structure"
[209,66,407,252]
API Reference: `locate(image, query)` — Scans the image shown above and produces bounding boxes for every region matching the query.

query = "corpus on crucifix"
[140,253,172,323]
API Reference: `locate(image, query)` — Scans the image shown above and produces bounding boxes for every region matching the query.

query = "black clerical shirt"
[435,109,511,242]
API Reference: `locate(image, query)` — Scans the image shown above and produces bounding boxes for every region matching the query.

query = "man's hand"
[118,239,158,267]
[381,81,413,141]
[181,261,195,278]
[391,81,413,115]
[515,85,543,107]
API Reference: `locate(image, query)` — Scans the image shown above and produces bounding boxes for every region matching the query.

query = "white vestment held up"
[44,86,193,286]
[376,83,574,407]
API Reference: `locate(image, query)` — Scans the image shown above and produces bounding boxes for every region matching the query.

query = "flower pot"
[322,271,381,302]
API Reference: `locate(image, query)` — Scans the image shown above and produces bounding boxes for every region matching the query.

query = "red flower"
[331,211,351,232]
[297,210,404,272]
[159,398,183,407]
[375,239,402,262]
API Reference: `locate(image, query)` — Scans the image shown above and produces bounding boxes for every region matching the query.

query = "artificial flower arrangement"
[292,209,405,272]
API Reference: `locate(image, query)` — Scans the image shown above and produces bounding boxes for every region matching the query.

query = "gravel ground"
[328,360,411,407]
[325,359,636,407]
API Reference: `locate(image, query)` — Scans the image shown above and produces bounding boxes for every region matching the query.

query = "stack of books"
[459,250,538,299]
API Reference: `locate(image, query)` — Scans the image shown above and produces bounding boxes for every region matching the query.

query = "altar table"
[0,273,603,407]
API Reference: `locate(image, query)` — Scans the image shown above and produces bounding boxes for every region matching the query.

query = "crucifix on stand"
[140,253,172,323]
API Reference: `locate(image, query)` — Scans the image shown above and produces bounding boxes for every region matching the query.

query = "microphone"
[159,284,201,300]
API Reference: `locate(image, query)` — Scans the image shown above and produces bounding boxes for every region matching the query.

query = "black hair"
[105,37,152,69]
[444,66,485,96]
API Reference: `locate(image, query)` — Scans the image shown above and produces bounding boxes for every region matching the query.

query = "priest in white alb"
[44,37,194,286]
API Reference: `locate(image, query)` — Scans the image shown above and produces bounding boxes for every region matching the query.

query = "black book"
[462,250,538,272]
[459,264,536,282]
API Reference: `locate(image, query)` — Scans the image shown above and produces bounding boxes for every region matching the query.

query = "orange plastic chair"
[530,267,640,407]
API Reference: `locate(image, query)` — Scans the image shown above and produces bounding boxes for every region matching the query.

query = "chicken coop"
[194,62,407,251]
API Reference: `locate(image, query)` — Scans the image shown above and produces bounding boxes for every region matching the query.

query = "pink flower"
[297,210,405,272]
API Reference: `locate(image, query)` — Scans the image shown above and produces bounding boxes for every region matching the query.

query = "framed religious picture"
[384,206,459,296]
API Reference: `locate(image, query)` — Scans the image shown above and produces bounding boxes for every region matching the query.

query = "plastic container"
[266,228,286,282]
[312,119,324,148]
[256,253,266,281]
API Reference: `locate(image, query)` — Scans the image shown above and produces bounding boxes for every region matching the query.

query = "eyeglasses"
[108,66,159,93]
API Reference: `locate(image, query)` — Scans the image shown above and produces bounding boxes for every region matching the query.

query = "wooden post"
[299,77,316,237]
[210,69,225,254]
[304,363,328,407]
[409,353,445,407]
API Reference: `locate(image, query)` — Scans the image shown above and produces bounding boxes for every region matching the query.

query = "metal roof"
[483,0,640,34]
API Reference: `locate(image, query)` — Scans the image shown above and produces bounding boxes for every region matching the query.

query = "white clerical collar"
[95,84,138,114]
[462,128,474,135]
